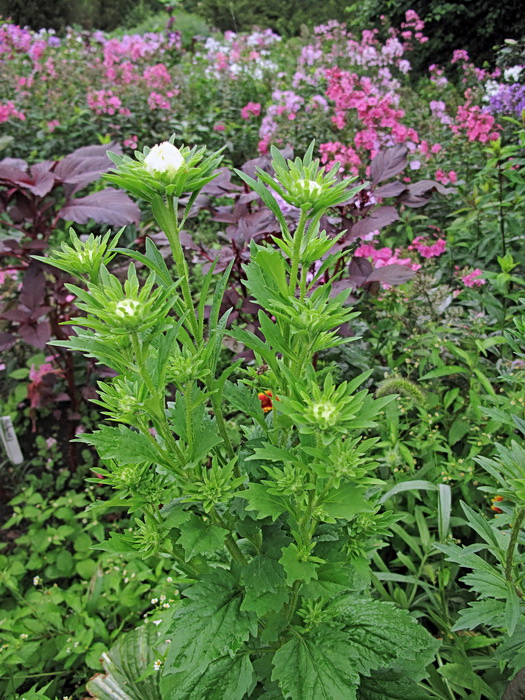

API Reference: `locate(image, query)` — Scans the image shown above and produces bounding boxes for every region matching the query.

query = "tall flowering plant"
[43,139,438,698]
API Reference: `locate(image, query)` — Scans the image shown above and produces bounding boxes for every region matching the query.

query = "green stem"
[498,162,507,257]
[210,389,236,462]
[165,196,199,339]
[285,581,301,626]
[210,508,248,566]
[131,333,187,471]
[288,209,309,295]
[505,506,525,584]
[185,380,194,454]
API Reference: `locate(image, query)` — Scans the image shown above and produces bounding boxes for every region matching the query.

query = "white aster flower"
[144,142,184,178]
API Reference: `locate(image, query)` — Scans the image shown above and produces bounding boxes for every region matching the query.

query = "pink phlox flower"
[241,101,262,119]
[409,236,447,258]
[462,268,486,287]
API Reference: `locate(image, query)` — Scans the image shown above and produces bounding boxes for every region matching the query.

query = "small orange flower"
[258,390,273,412]
[491,495,504,513]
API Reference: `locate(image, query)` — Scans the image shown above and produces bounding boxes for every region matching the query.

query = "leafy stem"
[165,195,199,339]
[210,507,248,566]
[288,209,309,295]
[504,505,525,586]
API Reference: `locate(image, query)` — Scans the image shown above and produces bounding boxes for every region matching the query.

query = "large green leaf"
[357,671,431,699]
[164,573,256,676]
[78,425,164,465]
[272,627,360,700]
[176,514,227,561]
[160,654,254,700]
[86,624,163,700]
[331,598,439,678]
[238,483,289,520]
[241,555,289,615]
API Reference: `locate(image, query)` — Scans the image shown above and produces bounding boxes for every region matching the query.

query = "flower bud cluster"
[105,139,224,200]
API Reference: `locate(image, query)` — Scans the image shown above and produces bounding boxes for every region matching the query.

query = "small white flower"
[504,65,523,82]
[20,633,28,639]
[153,659,163,671]
[297,178,322,195]
[144,142,184,178]
[33,576,41,586]
[114,298,140,318]
[151,598,159,605]
[166,576,173,583]
[160,594,166,601]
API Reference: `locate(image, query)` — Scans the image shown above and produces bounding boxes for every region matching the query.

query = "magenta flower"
[462,269,486,287]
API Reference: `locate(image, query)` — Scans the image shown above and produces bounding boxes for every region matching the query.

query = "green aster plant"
[42,138,439,699]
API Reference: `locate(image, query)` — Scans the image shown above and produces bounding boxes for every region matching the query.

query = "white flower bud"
[144,142,184,177]
[297,178,322,195]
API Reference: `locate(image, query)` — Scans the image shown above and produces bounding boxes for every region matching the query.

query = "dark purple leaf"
[400,180,456,207]
[0,165,33,188]
[328,278,358,300]
[19,320,51,349]
[405,179,456,197]
[1,307,32,322]
[503,667,525,700]
[348,257,373,287]
[28,161,56,197]
[0,157,28,171]
[375,182,407,198]
[58,188,140,226]
[179,231,199,250]
[231,208,280,242]
[20,262,46,309]
[55,143,122,195]
[350,206,398,238]
[0,331,16,352]
[366,264,416,285]
[370,145,408,184]
[201,167,242,195]
[241,154,273,179]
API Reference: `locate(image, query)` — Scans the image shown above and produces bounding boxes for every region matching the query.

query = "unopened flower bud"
[144,142,184,178]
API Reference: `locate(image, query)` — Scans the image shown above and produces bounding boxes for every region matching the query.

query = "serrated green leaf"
[451,599,506,631]
[331,598,439,678]
[77,425,163,465]
[160,654,253,700]
[357,671,431,699]
[238,483,289,520]
[301,562,356,598]
[272,627,360,700]
[176,514,227,561]
[320,486,372,521]
[241,555,289,615]
[164,573,256,675]
[279,543,319,585]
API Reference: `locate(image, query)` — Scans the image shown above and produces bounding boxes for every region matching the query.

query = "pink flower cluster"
[462,269,486,287]
[319,141,361,175]
[147,90,179,110]
[354,243,421,272]
[325,67,419,157]
[241,102,261,119]
[399,9,428,44]
[451,94,500,143]
[409,236,447,258]
[143,63,171,88]
[0,100,25,123]
[434,169,457,184]
[87,89,127,116]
